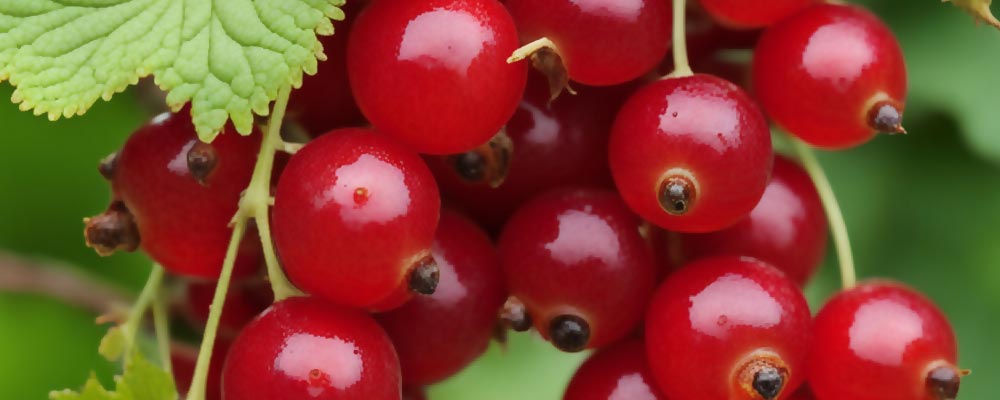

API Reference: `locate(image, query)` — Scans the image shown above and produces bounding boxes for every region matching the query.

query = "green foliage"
[98,327,126,362]
[0,0,345,141]
[49,352,176,400]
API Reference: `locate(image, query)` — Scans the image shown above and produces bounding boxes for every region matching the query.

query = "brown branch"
[0,252,132,317]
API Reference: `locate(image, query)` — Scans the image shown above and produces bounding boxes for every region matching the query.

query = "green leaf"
[946,0,1000,29]
[48,352,176,400]
[98,327,125,362]
[0,0,345,141]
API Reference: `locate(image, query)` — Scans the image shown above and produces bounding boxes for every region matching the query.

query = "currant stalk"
[669,0,693,78]
[186,85,302,400]
[152,285,172,374]
[789,138,857,288]
[121,263,164,361]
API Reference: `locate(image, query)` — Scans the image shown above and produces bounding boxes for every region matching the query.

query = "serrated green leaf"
[49,353,176,400]
[98,326,126,362]
[0,0,346,141]
[946,0,1000,29]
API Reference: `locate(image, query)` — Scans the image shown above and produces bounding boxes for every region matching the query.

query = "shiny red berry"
[287,2,366,135]
[753,4,907,149]
[272,128,441,310]
[426,72,626,231]
[699,0,816,29]
[87,111,262,279]
[610,74,773,233]
[222,297,401,400]
[679,156,827,285]
[506,0,671,86]
[498,188,657,352]
[348,0,527,154]
[563,339,666,400]
[646,256,811,400]
[377,210,506,386]
[809,281,962,400]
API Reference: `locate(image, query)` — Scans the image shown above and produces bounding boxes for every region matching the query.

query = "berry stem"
[507,37,557,63]
[121,263,164,362]
[789,138,857,288]
[185,218,247,400]
[152,286,172,374]
[668,0,693,78]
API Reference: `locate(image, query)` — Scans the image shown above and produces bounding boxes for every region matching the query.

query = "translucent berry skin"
[563,340,666,400]
[679,156,827,285]
[645,256,812,400]
[287,2,366,135]
[506,0,671,86]
[752,4,907,149]
[377,210,506,386]
[222,297,401,400]
[427,73,625,231]
[699,0,816,29]
[610,74,773,233]
[113,112,261,278]
[183,278,272,339]
[498,188,657,351]
[272,128,440,310]
[809,281,960,400]
[348,0,527,154]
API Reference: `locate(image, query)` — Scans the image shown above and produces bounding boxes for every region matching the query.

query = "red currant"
[348,0,527,154]
[752,4,907,149]
[699,0,816,29]
[183,278,272,340]
[498,188,657,352]
[505,0,672,86]
[272,128,441,310]
[646,256,811,400]
[377,210,506,386]
[809,281,962,400]
[563,339,666,400]
[788,386,816,400]
[85,111,262,279]
[287,2,366,135]
[679,156,827,285]
[610,74,773,233]
[222,297,401,400]
[426,72,626,231]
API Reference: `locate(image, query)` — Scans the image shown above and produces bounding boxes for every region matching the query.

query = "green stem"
[669,0,693,78]
[121,264,164,360]
[185,218,246,400]
[152,285,172,375]
[790,138,857,288]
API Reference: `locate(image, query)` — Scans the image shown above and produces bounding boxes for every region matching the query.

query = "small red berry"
[563,339,666,400]
[699,0,816,29]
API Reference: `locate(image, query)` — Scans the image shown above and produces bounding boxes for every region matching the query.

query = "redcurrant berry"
[679,156,827,285]
[505,0,671,86]
[272,128,441,310]
[610,74,773,233]
[426,72,626,231]
[498,188,657,352]
[85,111,262,279]
[348,0,527,154]
[222,297,401,400]
[563,339,666,400]
[809,281,963,400]
[377,210,506,386]
[699,0,816,29]
[646,256,811,399]
[753,4,907,149]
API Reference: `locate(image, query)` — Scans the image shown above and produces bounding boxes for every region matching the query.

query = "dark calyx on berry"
[447,131,513,188]
[83,201,140,256]
[926,364,962,400]
[658,175,696,215]
[867,101,907,135]
[500,296,533,332]
[186,141,219,185]
[98,151,119,181]
[752,366,785,400]
[408,255,440,295]
[549,314,590,353]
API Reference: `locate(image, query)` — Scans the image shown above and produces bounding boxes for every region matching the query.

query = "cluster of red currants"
[83,0,964,399]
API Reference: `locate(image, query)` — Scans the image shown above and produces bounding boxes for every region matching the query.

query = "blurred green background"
[1,1,998,399]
